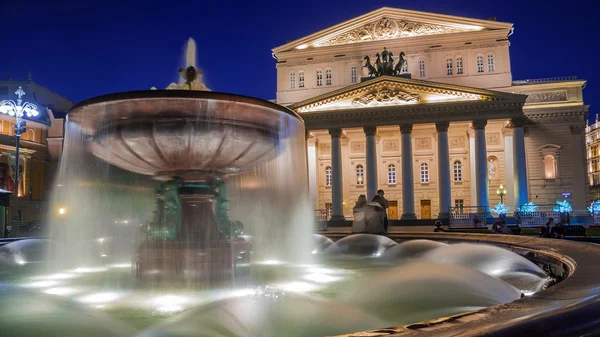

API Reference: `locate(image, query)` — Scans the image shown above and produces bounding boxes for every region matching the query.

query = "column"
[512,117,528,208]
[329,128,344,220]
[472,120,489,211]
[436,122,451,219]
[400,124,416,219]
[468,130,477,206]
[364,126,378,200]
[306,132,319,209]
[570,124,588,212]
[502,126,516,209]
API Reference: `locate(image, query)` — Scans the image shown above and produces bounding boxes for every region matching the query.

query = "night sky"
[1,0,596,118]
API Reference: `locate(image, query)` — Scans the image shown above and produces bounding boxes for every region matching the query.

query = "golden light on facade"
[296,44,309,50]
[58,207,66,215]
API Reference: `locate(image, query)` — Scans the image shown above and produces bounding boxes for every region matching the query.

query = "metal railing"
[512,76,577,85]
[516,204,568,227]
[448,206,487,228]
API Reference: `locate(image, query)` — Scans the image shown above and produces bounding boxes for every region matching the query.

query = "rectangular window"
[316,71,323,86]
[325,69,332,85]
[487,54,495,72]
[289,72,296,89]
[446,59,453,75]
[419,60,426,77]
[456,57,463,74]
[350,67,357,83]
[299,72,305,88]
[325,203,332,220]
[455,199,464,212]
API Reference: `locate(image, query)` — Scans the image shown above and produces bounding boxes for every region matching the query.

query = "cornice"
[277,41,508,67]
[524,108,587,125]
[302,100,524,130]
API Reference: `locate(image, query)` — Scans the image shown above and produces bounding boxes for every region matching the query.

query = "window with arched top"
[446,58,453,75]
[476,56,484,73]
[419,59,426,77]
[316,70,323,86]
[544,155,557,179]
[487,54,495,72]
[25,129,35,142]
[456,57,463,74]
[299,71,305,88]
[289,71,296,89]
[350,66,357,84]
[420,163,429,183]
[325,69,332,85]
[453,160,463,182]
[325,166,332,186]
[388,164,397,184]
[356,165,364,185]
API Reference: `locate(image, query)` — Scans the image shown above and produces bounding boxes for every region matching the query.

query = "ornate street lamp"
[496,183,507,204]
[0,86,39,232]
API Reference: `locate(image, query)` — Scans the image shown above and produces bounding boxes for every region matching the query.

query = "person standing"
[377,190,389,231]
[351,195,368,233]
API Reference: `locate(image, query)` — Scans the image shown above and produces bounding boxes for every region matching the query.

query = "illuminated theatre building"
[272,7,589,220]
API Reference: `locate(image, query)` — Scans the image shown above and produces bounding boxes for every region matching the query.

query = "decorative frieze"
[383,140,399,152]
[319,143,331,152]
[351,141,365,153]
[313,17,470,48]
[450,136,465,148]
[524,91,568,104]
[415,138,432,150]
[486,132,501,145]
[352,89,420,107]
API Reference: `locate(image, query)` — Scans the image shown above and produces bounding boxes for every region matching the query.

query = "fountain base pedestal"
[136,186,250,286]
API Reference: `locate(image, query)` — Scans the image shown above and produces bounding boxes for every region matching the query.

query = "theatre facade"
[272,7,589,220]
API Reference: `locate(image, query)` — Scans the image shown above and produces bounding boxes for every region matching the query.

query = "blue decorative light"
[554,200,573,213]
[587,201,600,214]
[517,202,538,213]
[490,202,511,216]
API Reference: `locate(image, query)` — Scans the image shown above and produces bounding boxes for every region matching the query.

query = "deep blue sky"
[1,0,596,118]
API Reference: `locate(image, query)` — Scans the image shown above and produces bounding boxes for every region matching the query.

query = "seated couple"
[351,194,386,234]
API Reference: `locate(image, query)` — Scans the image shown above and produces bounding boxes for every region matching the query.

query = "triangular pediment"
[274,7,512,51]
[290,76,526,113]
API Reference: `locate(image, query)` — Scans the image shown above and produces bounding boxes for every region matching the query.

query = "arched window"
[325,69,332,85]
[289,71,296,89]
[544,155,557,179]
[299,71,305,88]
[456,57,463,75]
[401,62,408,74]
[356,165,364,185]
[420,163,429,183]
[446,58,453,75]
[476,56,484,73]
[316,70,323,86]
[453,160,462,182]
[419,59,426,77]
[487,54,495,72]
[24,129,35,142]
[325,166,332,186]
[388,164,397,184]
[350,66,357,84]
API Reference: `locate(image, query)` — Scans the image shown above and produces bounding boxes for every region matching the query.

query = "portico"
[293,76,528,219]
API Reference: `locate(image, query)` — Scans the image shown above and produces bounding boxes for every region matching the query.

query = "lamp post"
[0,86,39,234]
[496,183,507,204]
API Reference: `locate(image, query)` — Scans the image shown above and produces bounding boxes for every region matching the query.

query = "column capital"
[435,121,450,132]
[471,119,487,130]
[570,124,586,135]
[329,128,343,138]
[399,124,413,134]
[502,126,513,137]
[510,116,528,128]
[363,126,377,136]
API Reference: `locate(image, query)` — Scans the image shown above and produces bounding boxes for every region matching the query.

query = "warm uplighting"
[296,44,308,49]
[58,207,66,215]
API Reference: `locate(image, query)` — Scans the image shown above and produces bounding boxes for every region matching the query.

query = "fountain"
[67,42,303,284]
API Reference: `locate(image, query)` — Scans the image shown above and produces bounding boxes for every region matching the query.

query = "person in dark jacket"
[377,190,389,231]
[540,217,554,238]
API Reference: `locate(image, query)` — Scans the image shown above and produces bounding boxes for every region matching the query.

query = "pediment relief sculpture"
[314,17,468,47]
[352,89,420,107]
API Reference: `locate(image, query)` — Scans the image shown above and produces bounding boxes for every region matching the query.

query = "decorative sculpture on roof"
[363,48,407,77]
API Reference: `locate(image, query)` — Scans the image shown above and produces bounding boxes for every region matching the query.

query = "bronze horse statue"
[394,52,407,75]
[374,53,383,76]
[363,55,378,77]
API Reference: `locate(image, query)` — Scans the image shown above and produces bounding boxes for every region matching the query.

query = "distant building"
[273,7,589,220]
[0,78,72,231]
[586,117,600,202]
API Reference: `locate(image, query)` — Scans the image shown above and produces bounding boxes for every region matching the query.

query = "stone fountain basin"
[68,90,302,180]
